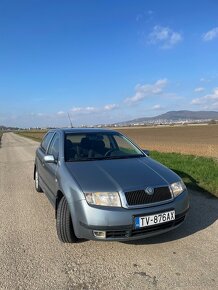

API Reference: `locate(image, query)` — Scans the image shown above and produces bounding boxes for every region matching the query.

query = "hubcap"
[35,171,39,188]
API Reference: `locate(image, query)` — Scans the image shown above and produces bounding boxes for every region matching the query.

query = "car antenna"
[67,112,73,128]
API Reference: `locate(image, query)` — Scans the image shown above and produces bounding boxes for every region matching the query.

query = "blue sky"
[0,0,218,127]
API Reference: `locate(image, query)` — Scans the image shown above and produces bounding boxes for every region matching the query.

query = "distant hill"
[115,110,218,125]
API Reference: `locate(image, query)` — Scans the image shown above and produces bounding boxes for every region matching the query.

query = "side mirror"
[44,155,56,163]
[142,149,150,156]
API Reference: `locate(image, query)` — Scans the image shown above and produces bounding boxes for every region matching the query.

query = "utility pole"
[67,112,73,128]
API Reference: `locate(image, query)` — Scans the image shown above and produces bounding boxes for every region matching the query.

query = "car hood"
[65,157,180,193]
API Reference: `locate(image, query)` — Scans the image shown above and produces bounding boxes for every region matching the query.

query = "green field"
[151,151,218,197]
[16,130,218,197]
[0,132,3,145]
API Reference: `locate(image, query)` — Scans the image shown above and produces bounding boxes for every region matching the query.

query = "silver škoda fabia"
[34,128,189,242]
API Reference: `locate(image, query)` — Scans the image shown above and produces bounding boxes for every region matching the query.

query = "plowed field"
[118,124,218,158]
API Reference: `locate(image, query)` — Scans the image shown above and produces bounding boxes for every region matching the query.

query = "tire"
[35,168,43,192]
[56,196,78,243]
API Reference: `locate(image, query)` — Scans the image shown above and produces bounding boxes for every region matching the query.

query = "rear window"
[66,134,86,144]
[41,132,54,152]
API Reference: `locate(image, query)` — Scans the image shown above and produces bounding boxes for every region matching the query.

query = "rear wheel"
[56,196,78,243]
[35,168,43,192]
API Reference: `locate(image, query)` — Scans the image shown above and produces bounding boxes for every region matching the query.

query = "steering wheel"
[105,149,118,157]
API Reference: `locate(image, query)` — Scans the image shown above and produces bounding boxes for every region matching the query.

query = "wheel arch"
[55,190,64,218]
[33,164,36,180]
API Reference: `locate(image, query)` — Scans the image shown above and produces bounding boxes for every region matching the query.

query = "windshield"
[64,132,144,162]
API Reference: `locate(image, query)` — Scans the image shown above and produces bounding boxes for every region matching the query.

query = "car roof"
[48,128,118,134]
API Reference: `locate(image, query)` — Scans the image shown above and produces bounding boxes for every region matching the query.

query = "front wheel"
[35,168,43,192]
[56,196,78,243]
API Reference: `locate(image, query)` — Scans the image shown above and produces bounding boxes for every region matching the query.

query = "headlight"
[171,181,186,197]
[85,192,121,207]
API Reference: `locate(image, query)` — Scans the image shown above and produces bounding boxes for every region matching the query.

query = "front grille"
[131,221,173,236]
[125,186,172,206]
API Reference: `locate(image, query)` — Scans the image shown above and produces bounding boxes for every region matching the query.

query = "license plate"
[135,210,175,228]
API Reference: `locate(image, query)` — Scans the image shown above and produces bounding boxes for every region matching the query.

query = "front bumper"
[72,189,189,241]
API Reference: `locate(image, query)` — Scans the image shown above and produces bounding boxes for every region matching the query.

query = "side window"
[41,132,54,152]
[47,133,60,160]
[113,135,141,155]
[102,135,111,150]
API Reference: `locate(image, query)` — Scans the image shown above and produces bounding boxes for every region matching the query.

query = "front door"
[43,133,60,203]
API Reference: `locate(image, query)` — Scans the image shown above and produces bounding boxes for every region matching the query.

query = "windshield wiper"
[103,154,144,160]
[67,154,145,162]
[71,157,107,162]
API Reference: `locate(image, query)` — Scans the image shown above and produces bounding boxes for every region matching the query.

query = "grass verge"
[16,130,46,142]
[0,132,3,145]
[16,130,218,197]
[151,151,218,198]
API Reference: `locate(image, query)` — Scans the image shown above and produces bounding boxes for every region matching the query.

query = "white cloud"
[148,25,182,49]
[125,79,168,105]
[204,102,218,110]
[191,98,203,105]
[29,112,45,117]
[200,77,212,83]
[152,104,162,110]
[191,88,218,109]
[194,87,204,93]
[71,106,97,114]
[57,111,65,115]
[86,106,96,112]
[202,27,218,41]
[104,104,119,111]
[71,107,82,112]
[70,104,119,114]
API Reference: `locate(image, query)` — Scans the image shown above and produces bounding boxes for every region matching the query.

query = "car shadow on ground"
[123,171,218,245]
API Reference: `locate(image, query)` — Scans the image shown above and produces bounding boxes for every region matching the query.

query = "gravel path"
[0,132,217,289]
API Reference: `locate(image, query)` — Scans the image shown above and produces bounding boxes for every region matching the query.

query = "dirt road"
[0,132,217,289]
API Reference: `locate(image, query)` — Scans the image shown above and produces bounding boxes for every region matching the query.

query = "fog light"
[93,231,106,239]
